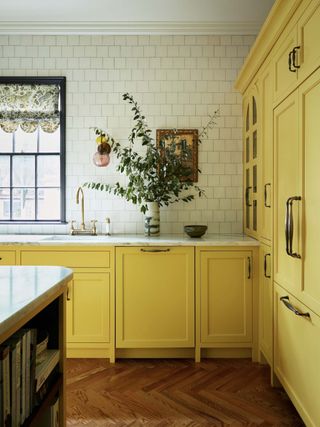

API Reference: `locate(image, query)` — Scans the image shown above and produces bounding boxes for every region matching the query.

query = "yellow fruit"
[95,135,109,144]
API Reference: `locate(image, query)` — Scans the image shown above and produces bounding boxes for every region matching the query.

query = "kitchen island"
[0,266,73,427]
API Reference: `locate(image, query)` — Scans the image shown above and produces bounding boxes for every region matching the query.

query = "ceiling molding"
[0,21,262,35]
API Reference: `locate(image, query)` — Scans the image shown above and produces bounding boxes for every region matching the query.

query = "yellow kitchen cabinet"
[0,250,16,265]
[67,272,110,343]
[274,68,320,316]
[258,61,273,244]
[20,246,115,360]
[274,282,320,427]
[197,249,253,350]
[116,246,194,348]
[259,243,272,365]
[243,85,259,238]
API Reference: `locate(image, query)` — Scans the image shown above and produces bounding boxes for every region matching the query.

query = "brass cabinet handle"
[247,256,251,279]
[140,248,170,253]
[264,253,271,278]
[285,196,301,258]
[264,183,271,208]
[288,50,296,72]
[245,186,252,207]
[292,46,301,70]
[67,284,71,301]
[280,296,310,318]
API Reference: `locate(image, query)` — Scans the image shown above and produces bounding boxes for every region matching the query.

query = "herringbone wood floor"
[66,358,304,426]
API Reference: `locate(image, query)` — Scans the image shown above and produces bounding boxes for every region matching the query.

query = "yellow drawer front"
[274,283,320,426]
[0,251,16,265]
[21,250,110,268]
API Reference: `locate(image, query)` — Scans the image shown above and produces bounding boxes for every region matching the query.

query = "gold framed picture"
[156,128,199,182]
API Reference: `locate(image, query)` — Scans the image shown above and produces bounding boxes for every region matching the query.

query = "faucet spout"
[76,186,85,230]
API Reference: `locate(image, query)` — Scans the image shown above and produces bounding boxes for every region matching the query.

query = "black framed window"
[0,77,66,223]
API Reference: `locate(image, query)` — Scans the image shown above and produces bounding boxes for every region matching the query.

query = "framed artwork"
[156,128,199,182]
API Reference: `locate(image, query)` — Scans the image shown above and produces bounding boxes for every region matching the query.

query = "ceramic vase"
[144,201,160,236]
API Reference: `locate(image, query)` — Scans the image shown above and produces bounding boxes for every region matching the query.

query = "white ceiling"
[0,0,276,34]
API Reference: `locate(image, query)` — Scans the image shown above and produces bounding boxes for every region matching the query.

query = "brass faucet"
[70,186,97,235]
[76,186,86,230]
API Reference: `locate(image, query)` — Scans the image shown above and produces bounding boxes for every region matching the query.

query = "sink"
[42,235,106,241]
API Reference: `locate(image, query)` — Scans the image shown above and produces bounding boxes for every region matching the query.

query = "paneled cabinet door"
[273,91,301,296]
[243,88,259,238]
[200,251,253,344]
[297,0,320,83]
[67,272,110,344]
[258,63,273,243]
[116,247,194,348]
[0,251,16,265]
[259,244,272,364]
[274,283,320,426]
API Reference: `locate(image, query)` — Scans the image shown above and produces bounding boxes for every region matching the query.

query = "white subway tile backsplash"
[0,33,254,235]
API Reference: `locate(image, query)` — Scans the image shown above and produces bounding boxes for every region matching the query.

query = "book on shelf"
[35,349,60,393]
[37,396,60,427]
[7,335,21,427]
[0,344,10,427]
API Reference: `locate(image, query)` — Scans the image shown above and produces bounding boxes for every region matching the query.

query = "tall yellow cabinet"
[236,0,320,425]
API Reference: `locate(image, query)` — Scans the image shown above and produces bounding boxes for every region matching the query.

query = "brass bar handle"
[140,248,170,253]
[264,183,271,208]
[247,256,251,279]
[288,50,296,72]
[285,197,291,256]
[264,253,271,278]
[286,196,301,258]
[280,296,310,318]
[245,186,252,207]
[292,46,301,69]
[67,284,71,301]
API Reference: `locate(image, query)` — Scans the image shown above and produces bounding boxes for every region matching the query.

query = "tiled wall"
[0,34,255,235]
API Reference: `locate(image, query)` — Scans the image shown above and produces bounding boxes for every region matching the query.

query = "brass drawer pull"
[264,183,271,208]
[247,257,251,279]
[292,46,301,70]
[245,186,252,207]
[285,196,301,258]
[264,253,271,278]
[280,296,310,318]
[140,248,170,253]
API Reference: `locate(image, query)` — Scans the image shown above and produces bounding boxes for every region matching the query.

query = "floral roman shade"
[0,84,60,133]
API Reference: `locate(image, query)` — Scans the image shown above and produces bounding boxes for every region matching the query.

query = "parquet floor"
[66,358,304,426]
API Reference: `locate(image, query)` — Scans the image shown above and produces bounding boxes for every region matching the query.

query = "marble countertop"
[0,266,73,342]
[0,234,259,246]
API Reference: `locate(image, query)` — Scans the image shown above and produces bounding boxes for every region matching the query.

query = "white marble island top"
[0,234,259,246]
[0,266,73,342]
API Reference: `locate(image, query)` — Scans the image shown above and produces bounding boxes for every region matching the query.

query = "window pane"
[0,128,13,152]
[0,156,10,186]
[37,155,60,187]
[37,188,60,220]
[14,127,38,153]
[0,188,10,220]
[12,156,35,187]
[39,127,60,152]
[12,188,35,220]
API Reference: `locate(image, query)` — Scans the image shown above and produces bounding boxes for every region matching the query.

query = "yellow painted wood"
[243,85,259,238]
[116,246,194,348]
[274,282,320,427]
[299,68,320,315]
[20,249,110,268]
[259,243,272,365]
[273,20,298,104]
[66,272,110,344]
[199,251,253,344]
[297,0,320,83]
[0,251,16,265]
[258,61,273,243]
[273,91,301,295]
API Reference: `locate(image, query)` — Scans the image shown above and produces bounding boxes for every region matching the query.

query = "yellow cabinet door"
[300,68,320,315]
[273,21,298,104]
[243,87,259,238]
[0,251,16,265]
[259,62,273,243]
[116,247,194,348]
[199,251,253,344]
[259,243,272,364]
[297,0,320,83]
[274,283,320,426]
[273,91,301,295]
[67,272,110,344]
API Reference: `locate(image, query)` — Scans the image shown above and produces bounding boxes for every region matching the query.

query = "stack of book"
[0,328,60,427]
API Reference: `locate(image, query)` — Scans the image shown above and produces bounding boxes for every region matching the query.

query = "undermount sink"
[42,235,107,241]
